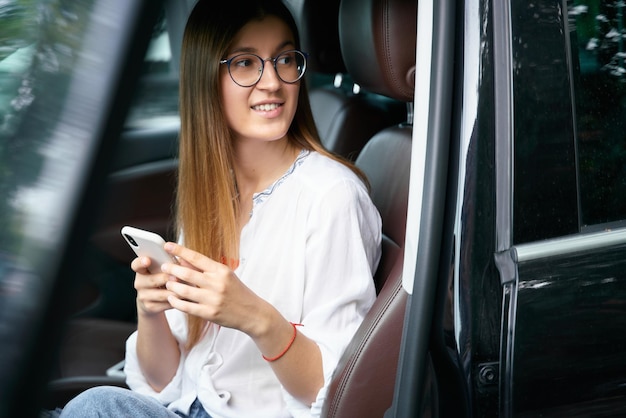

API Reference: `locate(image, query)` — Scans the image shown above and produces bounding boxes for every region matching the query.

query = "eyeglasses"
[219,50,308,87]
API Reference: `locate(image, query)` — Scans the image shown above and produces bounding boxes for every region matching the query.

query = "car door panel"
[91,158,178,264]
[109,124,179,171]
[75,161,177,321]
[499,231,626,417]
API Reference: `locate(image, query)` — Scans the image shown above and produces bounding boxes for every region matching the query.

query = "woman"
[58,0,381,416]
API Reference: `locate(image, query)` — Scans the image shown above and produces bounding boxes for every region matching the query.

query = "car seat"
[321,0,437,416]
[287,0,406,160]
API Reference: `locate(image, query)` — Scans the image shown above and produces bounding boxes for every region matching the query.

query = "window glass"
[0,1,38,139]
[512,0,626,242]
[124,10,179,129]
[1,0,87,259]
[571,0,626,228]
[511,1,579,244]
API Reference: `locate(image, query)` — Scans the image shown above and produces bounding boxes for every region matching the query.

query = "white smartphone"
[121,226,178,274]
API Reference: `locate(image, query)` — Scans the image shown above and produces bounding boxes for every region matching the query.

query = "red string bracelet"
[262,322,303,362]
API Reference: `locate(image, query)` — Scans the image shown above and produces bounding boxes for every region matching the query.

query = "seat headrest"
[339,0,417,102]
[287,0,347,74]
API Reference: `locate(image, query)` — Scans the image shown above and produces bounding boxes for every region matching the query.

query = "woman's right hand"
[131,256,175,316]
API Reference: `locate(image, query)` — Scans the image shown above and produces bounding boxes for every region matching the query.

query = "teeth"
[253,103,280,111]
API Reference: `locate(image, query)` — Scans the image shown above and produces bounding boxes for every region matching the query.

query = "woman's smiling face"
[219,15,300,146]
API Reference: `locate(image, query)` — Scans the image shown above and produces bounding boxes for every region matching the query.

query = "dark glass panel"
[511,0,579,243]
[571,0,626,227]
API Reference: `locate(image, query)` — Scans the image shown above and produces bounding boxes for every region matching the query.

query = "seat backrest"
[286,0,406,160]
[358,129,412,293]
[321,0,418,416]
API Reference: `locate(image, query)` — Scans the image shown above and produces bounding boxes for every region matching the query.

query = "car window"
[0,2,37,140]
[0,2,41,407]
[0,1,71,264]
[511,0,626,243]
[570,0,626,229]
[511,1,579,243]
[124,10,179,130]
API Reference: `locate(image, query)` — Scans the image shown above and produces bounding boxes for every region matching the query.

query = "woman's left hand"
[161,242,269,336]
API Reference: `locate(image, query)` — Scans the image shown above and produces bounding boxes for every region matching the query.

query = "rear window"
[124,10,179,130]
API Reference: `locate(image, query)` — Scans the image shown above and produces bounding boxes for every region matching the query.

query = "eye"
[276,52,295,66]
[232,55,257,69]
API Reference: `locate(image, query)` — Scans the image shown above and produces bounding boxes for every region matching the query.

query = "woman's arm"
[132,256,181,392]
[246,302,324,405]
[161,244,324,405]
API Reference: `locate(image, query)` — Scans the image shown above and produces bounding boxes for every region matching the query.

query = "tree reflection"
[0,0,92,256]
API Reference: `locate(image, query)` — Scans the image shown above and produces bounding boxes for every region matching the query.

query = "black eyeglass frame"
[219,49,309,87]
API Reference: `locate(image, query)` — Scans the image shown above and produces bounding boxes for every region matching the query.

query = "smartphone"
[121,226,177,274]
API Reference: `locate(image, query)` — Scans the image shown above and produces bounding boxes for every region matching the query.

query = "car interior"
[10,1,626,417]
[42,0,425,415]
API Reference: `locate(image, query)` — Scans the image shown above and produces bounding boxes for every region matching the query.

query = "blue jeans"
[41,386,211,418]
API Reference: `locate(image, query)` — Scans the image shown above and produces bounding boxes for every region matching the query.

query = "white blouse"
[124,150,382,418]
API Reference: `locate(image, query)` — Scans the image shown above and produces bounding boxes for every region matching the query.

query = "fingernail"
[164,242,174,252]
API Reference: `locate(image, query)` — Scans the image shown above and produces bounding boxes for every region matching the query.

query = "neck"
[233,137,299,197]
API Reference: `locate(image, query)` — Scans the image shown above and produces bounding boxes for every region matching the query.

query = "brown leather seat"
[289,0,406,160]
[321,0,426,416]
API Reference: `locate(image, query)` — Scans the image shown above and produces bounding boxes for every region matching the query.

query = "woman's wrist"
[244,304,295,356]
[262,322,303,362]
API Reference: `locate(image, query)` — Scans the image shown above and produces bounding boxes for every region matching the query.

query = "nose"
[256,58,281,90]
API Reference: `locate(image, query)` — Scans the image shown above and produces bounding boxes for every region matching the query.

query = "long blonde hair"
[177,0,368,348]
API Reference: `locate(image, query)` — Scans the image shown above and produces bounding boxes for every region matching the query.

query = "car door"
[497,1,626,416]
[390,0,626,417]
